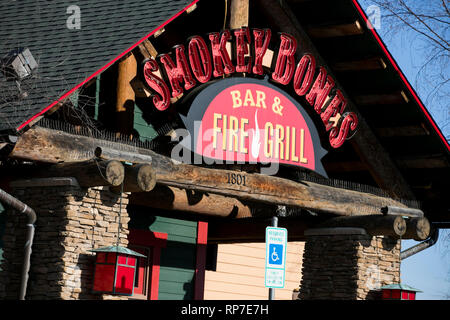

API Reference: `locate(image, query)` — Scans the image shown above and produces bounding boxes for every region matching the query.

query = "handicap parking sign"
[265,227,287,288]
[268,244,283,265]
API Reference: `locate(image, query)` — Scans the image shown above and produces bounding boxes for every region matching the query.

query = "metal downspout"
[0,188,36,300]
[400,227,439,260]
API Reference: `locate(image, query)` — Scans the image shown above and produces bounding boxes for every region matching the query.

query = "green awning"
[89,245,146,258]
[381,283,422,292]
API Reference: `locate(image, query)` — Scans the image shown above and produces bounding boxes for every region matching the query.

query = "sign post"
[265,217,287,300]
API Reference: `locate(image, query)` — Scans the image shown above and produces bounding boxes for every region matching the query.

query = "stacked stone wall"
[298,228,401,300]
[0,179,130,300]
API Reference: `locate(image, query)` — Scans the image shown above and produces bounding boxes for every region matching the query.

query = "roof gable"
[0,0,194,132]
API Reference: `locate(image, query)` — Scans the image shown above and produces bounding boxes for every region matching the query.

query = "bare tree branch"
[399,0,450,49]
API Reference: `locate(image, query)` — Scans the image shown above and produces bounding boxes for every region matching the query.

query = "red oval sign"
[180,77,327,177]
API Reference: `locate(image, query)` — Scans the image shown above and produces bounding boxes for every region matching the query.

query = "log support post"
[229,0,249,28]
[116,52,137,135]
[298,228,401,300]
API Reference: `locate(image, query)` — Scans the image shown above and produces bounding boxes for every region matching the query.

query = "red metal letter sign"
[252,29,271,75]
[234,28,252,73]
[139,28,359,149]
[305,67,335,113]
[188,35,212,83]
[209,30,235,77]
[329,112,358,148]
[320,90,347,131]
[159,45,196,98]
[293,54,316,96]
[142,59,171,111]
[272,33,297,85]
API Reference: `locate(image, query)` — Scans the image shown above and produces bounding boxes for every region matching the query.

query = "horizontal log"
[129,185,252,218]
[208,218,310,243]
[324,161,367,172]
[354,91,409,105]
[375,125,428,138]
[10,126,412,217]
[317,215,406,237]
[404,217,431,241]
[41,160,124,187]
[95,146,153,164]
[332,57,386,72]
[307,20,363,38]
[395,155,449,169]
[381,205,424,217]
[110,163,156,193]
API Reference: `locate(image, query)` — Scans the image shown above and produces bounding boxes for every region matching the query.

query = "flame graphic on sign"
[251,110,261,159]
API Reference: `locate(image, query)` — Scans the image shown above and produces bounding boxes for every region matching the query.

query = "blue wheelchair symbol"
[268,244,283,265]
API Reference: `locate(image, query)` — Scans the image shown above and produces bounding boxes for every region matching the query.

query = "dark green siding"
[128,212,198,300]
[134,106,158,142]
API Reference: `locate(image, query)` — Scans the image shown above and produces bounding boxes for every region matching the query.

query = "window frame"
[128,229,168,300]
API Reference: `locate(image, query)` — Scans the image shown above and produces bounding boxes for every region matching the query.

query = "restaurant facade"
[0,0,448,300]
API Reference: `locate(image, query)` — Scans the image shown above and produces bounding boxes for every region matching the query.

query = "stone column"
[0,178,130,300]
[298,227,401,300]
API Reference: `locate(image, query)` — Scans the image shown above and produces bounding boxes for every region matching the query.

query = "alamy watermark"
[366,5,381,30]
[170,123,280,176]
[66,5,81,30]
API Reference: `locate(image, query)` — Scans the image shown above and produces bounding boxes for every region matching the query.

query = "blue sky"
[358,0,450,300]
[402,233,450,300]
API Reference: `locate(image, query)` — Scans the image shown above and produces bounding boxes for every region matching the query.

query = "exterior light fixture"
[381,283,422,300]
[1,48,38,80]
[90,245,146,296]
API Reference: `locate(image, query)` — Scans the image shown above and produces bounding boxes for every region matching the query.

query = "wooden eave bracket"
[306,20,364,38]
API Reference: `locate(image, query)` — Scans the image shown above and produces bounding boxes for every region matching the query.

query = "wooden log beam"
[324,160,367,172]
[41,160,125,187]
[317,215,406,237]
[10,126,413,217]
[208,218,311,243]
[229,0,249,28]
[138,39,158,59]
[130,185,253,218]
[354,91,409,105]
[95,146,153,164]
[151,156,409,217]
[332,57,387,72]
[116,52,137,134]
[394,155,449,169]
[111,163,156,193]
[307,20,364,38]
[132,40,158,98]
[256,0,416,201]
[404,217,431,241]
[375,125,429,138]
[381,205,424,218]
